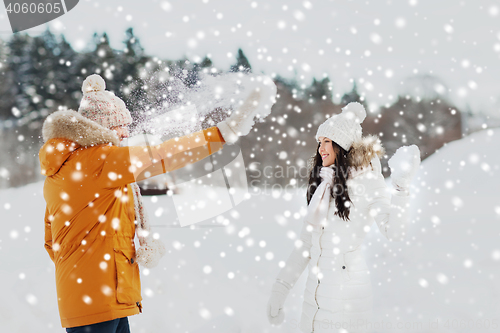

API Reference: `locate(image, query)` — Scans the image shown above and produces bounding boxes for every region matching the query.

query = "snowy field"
[1,128,499,333]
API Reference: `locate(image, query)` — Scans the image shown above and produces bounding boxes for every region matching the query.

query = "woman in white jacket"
[267,102,421,333]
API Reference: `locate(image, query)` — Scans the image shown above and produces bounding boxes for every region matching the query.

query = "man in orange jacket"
[40,74,276,332]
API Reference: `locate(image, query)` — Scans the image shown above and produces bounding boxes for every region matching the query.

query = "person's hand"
[267,280,290,325]
[217,76,277,144]
[388,145,421,190]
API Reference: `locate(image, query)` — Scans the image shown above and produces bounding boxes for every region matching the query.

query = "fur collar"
[348,135,385,169]
[347,135,385,177]
[42,109,120,147]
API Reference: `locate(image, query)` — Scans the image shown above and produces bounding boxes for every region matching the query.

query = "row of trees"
[0,28,463,188]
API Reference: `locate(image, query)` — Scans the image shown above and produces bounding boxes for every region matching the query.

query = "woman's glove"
[267,280,290,325]
[388,144,421,191]
[217,76,277,144]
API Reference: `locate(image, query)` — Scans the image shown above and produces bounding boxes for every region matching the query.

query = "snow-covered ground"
[1,128,499,333]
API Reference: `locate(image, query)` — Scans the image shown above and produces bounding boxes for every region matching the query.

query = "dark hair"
[306,140,353,221]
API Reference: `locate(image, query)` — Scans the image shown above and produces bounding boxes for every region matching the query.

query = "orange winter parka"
[39,110,225,328]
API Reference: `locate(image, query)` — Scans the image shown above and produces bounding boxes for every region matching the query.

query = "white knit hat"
[315,102,367,151]
[78,74,133,129]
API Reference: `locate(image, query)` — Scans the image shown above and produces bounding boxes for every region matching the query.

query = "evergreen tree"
[185,62,201,87]
[56,35,80,108]
[199,56,212,69]
[307,77,332,101]
[0,38,15,119]
[117,28,147,87]
[6,33,33,118]
[77,33,119,92]
[341,81,361,104]
[31,30,79,113]
[274,74,298,92]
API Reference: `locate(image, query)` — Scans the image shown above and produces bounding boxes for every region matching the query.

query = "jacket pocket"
[341,254,351,281]
[343,248,367,281]
[114,246,142,304]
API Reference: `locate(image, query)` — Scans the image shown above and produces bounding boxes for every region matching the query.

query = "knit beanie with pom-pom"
[315,102,367,151]
[78,74,133,129]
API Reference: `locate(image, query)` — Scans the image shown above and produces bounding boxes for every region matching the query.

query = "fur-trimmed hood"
[39,110,120,177]
[42,109,121,147]
[347,134,385,177]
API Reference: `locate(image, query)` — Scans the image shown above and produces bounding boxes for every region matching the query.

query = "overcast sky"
[1,0,499,117]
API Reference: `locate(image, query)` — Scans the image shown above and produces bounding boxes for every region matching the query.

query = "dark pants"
[66,317,130,333]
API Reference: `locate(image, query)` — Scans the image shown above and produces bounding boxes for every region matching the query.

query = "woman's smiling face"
[318,136,337,167]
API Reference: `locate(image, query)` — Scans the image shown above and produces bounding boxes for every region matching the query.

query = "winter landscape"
[1,126,500,333]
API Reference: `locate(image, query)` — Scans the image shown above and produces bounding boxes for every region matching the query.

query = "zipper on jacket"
[311,225,325,332]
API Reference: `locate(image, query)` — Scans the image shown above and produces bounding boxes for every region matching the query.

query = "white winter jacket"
[276,138,410,333]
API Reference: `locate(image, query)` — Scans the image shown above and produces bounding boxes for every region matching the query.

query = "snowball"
[224,307,234,316]
[436,273,449,284]
[294,10,305,21]
[112,217,120,229]
[451,197,463,208]
[71,171,83,181]
[0,168,9,179]
[418,278,428,288]
[489,6,499,16]
[26,294,37,305]
[98,286,112,297]
[199,308,211,319]
[155,207,164,217]
[11,107,21,117]
[370,33,382,44]
[238,227,250,238]
[395,17,406,28]
[160,1,172,12]
[144,288,154,297]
